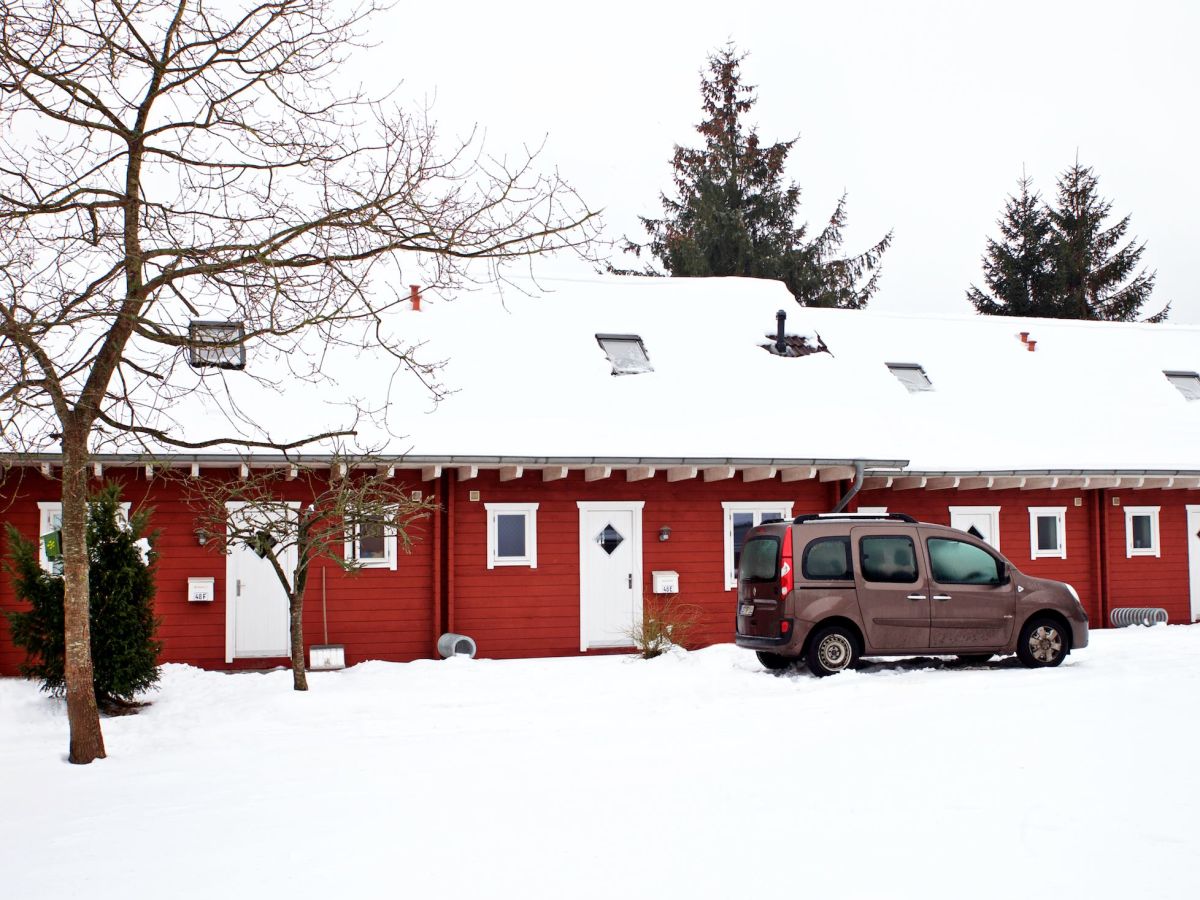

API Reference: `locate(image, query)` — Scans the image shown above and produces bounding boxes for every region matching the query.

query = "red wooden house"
[2,277,1198,673]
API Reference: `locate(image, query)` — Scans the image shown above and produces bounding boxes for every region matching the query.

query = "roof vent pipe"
[410,284,421,311]
[831,461,865,513]
[775,309,787,354]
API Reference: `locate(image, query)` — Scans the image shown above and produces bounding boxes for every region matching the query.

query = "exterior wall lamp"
[658,525,671,542]
[195,528,209,546]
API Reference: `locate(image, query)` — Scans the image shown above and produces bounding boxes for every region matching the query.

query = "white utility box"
[651,570,679,594]
[187,577,215,603]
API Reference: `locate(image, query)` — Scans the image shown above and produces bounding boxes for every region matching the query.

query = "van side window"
[928,538,1003,585]
[859,535,919,584]
[802,537,853,580]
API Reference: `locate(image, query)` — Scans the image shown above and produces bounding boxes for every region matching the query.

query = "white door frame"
[1187,505,1200,623]
[577,501,644,651]
[225,501,298,663]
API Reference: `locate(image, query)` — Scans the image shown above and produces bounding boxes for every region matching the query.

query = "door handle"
[236,579,242,597]
[932,594,952,602]
[628,573,633,589]
[906,593,926,601]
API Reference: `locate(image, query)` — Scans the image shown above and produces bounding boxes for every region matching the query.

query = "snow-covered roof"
[12,275,1200,475]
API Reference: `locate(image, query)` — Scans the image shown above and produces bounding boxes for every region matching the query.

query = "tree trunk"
[289,589,308,692]
[61,438,106,763]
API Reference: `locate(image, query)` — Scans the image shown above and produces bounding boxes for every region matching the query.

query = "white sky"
[352,0,1199,322]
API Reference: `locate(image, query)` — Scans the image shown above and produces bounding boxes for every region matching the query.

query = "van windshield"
[740,536,781,583]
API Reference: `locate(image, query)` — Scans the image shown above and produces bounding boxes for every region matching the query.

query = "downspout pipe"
[831,461,865,513]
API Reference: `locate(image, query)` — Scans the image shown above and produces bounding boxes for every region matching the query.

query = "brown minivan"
[735,513,1089,676]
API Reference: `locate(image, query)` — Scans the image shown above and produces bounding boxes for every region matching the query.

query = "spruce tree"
[1047,162,1168,322]
[5,486,161,712]
[622,46,891,308]
[966,176,1056,317]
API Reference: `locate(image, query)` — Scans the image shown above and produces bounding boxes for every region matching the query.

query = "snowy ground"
[3,627,1199,900]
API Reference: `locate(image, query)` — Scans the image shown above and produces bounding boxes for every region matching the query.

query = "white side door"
[949,506,1002,550]
[578,502,644,650]
[1188,506,1200,623]
[226,502,295,662]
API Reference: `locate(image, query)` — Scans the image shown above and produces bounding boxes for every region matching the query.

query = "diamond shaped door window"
[597,523,624,555]
[967,525,984,540]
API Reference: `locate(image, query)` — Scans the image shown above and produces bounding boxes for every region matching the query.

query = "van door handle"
[906,593,926,601]
[932,594,952,602]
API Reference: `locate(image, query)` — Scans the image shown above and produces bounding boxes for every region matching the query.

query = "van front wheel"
[807,626,858,677]
[1017,617,1069,668]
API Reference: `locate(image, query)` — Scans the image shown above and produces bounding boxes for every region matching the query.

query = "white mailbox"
[188,577,215,603]
[651,570,679,594]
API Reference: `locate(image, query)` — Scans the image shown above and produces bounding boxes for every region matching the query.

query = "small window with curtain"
[1124,506,1160,558]
[343,511,397,570]
[1028,507,1066,560]
[485,503,539,568]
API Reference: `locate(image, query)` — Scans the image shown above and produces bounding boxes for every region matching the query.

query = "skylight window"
[596,334,653,375]
[886,362,933,393]
[1164,370,1200,401]
[188,320,246,370]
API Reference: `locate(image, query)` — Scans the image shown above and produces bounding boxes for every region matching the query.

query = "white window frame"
[342,510,397,570]
[37,501,131,572]
[722,501,794,590]
[485,502,539,569]
[1028,506,1067,560]
[1124,506,1161,558]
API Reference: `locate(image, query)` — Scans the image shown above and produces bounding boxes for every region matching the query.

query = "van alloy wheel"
[807,625,859,677]
[1016,616,1070,668]
[1028,625,1063,663]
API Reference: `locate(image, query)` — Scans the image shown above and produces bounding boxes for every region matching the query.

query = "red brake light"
[780,527,794,597]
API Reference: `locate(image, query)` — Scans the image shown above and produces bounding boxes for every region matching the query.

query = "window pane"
[357,522,386,559]
[803,537,852,580]
[929,539,1002,585]
[760,512,784,524]
[497,514,527,558]
[740,537,781,583]
[1036,516,1058,551]
[732,512,755,568]
[1132,515,1153,549]
[859,536,918,583]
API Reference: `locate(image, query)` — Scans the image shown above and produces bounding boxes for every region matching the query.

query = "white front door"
[949,506,1002,550]
[225,502,294,662]
[1188,506,1200,623]
[578,502,644,650]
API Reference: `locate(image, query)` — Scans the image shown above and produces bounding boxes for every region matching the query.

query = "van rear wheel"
[756,651,793,671]
[807,626,859,677]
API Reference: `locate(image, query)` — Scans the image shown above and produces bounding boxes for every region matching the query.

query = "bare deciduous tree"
[0,0,597,763]
[180,462,436,692]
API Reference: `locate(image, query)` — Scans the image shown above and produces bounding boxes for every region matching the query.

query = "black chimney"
[775,309,787,355]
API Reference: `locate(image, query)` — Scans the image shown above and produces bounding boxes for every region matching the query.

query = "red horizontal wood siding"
[2,464,1196,676]
[449,470,835,659]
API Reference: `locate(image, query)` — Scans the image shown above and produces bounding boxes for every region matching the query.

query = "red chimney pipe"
[1019,331,1029,343]
[410,284,421,311]
[1026,340,1037,352]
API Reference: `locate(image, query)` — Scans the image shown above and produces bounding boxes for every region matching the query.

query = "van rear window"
[739,536,781,583]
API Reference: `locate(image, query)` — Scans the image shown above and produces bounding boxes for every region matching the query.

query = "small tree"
[5,485,161,712]
[183,463,435,691]
[966,175,1056,317]
[621,45,891,308]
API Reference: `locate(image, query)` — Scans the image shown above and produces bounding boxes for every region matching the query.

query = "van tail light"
[780,527,794,597]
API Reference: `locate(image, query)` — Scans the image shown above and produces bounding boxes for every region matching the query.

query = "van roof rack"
[792,512,917,525]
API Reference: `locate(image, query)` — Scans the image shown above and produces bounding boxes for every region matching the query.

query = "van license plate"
[739,604,754,616]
